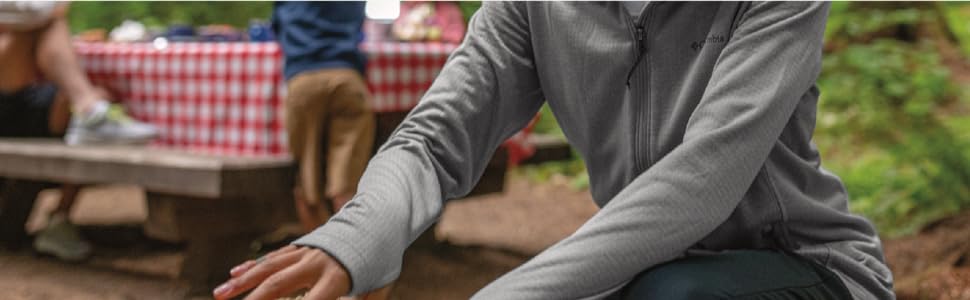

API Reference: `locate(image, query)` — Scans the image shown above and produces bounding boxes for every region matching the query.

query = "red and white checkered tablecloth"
[360,42,457,112]
[75,41,535,162]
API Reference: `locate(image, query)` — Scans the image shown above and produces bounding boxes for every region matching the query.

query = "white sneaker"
[64,101,160,145]
[33,213,93,262]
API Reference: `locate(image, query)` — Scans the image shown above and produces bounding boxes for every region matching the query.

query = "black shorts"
[613,250,853,299]
[0,83,59,138]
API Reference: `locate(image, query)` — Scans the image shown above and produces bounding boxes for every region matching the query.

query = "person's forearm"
[292,2,543,295]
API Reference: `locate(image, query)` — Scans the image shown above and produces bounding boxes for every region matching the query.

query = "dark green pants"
[615,250,852,299]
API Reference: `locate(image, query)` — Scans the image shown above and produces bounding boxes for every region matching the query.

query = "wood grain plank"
[0,138,293,198]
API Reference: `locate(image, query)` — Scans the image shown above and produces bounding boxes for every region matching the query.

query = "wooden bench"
[0,138,294,294]
[0,122,544,294]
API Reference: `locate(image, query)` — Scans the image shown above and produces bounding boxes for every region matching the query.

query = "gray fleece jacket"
[294,2,894,299]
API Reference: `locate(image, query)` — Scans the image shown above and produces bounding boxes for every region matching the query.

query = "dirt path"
[0,178,596,299]
[885,211,970,300]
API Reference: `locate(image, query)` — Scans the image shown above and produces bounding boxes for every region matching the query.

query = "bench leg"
[144,192,282,296]
[182,233,256,296]
[0,179,50,248]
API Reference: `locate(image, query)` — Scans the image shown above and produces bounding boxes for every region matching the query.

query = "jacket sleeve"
[291,2,543,295]
[473,2,830,299]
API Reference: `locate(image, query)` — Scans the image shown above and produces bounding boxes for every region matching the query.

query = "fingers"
[230,245,299,277]
[216,246,351,300]
[214,248,304,300]
[243,263,316,300]
[230,260,258,278]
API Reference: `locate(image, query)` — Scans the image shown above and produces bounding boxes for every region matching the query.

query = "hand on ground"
[213,245,351,300]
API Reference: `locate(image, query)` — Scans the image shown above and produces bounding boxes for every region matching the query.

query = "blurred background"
[65,0,970,238]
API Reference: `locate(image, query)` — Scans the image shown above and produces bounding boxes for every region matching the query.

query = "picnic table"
[29,40,540,293]
[74,41,535,163]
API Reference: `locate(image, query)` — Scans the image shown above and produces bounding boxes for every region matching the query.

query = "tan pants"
[286,68,375,223]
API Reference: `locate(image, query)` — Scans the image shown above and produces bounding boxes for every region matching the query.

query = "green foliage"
[817,3,970,237]
[517,157,589,190]
[940,3,970,58]
[67,1,483,34]
[457,2,482,24]
[518,104,589,190]
[67,2,272,33]
[533,104,565,139]
[825,3,923,44]
[817,40,952,142]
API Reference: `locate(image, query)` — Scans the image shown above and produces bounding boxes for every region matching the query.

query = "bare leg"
[0,6,99,113]
[34,17,100,113]
[0,7,93,260]
[53,184,80,216]
[48,89,71,134]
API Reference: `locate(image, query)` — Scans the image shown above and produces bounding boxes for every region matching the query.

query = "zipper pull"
[627,25,647,86]
[636,25,645,52]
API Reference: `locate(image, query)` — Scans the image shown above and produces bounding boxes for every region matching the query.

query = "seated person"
[0,2,158,261]
[216,2,891,300]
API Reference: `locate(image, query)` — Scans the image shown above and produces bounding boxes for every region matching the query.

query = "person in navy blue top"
[272,2,376,240]
[273,2,368,79]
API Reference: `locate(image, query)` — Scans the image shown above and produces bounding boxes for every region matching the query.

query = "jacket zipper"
[626,4,651,173]
[625,13,648,85]
[625,26,646,86]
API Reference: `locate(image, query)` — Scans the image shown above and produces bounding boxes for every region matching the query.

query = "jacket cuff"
[292,228,371,296]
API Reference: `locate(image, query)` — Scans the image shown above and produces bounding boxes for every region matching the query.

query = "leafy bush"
[817,40,952,143]
[940,3,970,58]
[68,2,272,32]
[824,2,923,45]
[517,104,589,190]
[67,2,483,34]
[817,3,970,237]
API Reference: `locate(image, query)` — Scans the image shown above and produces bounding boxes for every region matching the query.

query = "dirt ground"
[0,177,597,300]
[0,176,968,299]
[885,211,970,300]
